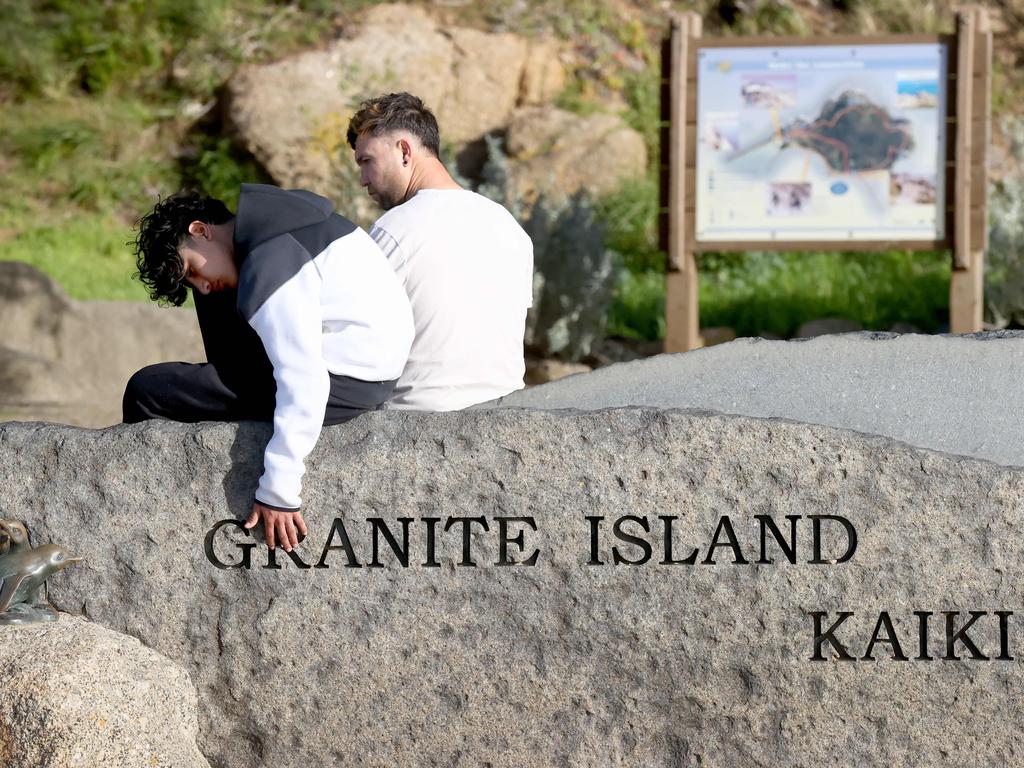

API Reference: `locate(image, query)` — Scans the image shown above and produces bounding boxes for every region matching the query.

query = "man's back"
[370,189,533,411]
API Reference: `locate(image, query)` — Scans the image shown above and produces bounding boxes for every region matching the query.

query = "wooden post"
[662,13,702,353]
[950,6,991,333]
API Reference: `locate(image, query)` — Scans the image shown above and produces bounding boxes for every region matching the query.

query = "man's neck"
[218,218,238,259]
[404,158,462,202]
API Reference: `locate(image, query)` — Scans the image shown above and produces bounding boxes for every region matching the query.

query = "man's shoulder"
[374,190,524,240]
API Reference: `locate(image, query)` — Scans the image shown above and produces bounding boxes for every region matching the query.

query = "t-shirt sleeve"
[243,240,329,511]
[369,224,409,276]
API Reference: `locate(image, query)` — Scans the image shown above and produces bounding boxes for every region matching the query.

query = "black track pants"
[122,290,396,426]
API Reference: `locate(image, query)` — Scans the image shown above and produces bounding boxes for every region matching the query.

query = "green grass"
[609,250,951,340]
[0,0,1012,341]
[0,212,148,301]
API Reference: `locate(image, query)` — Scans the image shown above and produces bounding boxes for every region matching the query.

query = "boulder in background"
[0,262,203,427]
[226,3,567,221]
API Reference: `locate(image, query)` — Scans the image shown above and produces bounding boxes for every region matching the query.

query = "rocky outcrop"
[227,4,566,218]
[0,613,209,768]
[226,4,646,216]
[795,317,864,337]
[505,106,648,202]
[2,406,1023,766]
[0,262,203,427]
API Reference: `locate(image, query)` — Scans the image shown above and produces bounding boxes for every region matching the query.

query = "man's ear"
[187,221,209,239]
[398,138,413,167]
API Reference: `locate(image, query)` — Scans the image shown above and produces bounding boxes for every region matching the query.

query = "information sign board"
[695,42,949,246]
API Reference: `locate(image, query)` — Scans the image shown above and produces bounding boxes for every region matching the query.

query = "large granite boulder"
[227,3,566,220]
[494,332,1024,469]
[505,106,648,203]
[1,402,1023,766]
[0,613,209,768]
[0,262,203,427]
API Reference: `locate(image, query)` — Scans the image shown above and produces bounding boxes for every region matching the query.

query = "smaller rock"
[0,614,210,768]
[796,317,864,338]
[0,260,72,361]
[0,347,63,404]
[590,338,662,364]
[525,357,593,385]
[0,263,203,427]
[519,39,566,105]
[505,107,647,203]
[700,326,737,347]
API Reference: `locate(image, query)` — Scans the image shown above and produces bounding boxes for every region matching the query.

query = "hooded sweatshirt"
[233,184,413,511]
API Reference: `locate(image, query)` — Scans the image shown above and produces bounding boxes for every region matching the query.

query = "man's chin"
[369,191,397,211]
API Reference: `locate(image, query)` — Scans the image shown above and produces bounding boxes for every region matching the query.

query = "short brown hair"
[346,92,441,157]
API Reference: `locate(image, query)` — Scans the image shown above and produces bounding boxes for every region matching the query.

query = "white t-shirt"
[369,189,534,411]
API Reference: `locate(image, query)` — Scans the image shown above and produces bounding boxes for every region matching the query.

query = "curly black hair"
[133,192,234,306]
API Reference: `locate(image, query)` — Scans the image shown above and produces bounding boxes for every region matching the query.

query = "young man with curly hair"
[124,184,414,552]
[348,92,534,411]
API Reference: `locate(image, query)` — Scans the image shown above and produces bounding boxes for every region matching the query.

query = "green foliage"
[607,269,665,341]
[594,176,662,274]
[608,250,950,340]
[0,0,224,99]
[0,94,180,302]
[0,0,383,102]
[181,137,271,209]
[985,118,1024,327]
[0,213,149,301]
[740,1,812,36]
[478,136,615,361]
[702,250,950,336]
[0,96,178,213]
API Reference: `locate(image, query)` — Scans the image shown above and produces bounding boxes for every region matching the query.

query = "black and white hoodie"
[234,184,413,511]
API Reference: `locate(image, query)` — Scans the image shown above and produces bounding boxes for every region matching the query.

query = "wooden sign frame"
[660,8,992,352]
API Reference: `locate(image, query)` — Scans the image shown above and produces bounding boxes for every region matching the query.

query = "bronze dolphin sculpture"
[0,543,82,623]
[0,519,30,557]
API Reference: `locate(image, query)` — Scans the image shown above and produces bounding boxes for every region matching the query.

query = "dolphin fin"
[0,573,28,614]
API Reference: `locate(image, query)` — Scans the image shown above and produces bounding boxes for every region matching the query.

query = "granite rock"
[0,408,1022,766]
[0,613,209,768]
[795,317,864,337]
[0,262,203,427]
[226,3,565,220]
[505,106,647,203]
[493,332,1024,469]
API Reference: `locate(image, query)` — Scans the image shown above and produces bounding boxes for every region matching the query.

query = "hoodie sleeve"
[239,234,328,511]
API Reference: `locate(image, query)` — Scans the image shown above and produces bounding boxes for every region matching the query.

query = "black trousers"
[122,290,396,426]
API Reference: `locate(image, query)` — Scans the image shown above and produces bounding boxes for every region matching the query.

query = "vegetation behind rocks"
[1,0,1021,346]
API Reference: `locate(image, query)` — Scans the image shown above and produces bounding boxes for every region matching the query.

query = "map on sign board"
[695,42,949,244]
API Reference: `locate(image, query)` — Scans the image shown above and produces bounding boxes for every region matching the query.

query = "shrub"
[478,136,616,361]
[985,118,1024,328]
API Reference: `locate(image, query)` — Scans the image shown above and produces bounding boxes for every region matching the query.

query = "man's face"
[179,223,238,295]
[354,132,410,211]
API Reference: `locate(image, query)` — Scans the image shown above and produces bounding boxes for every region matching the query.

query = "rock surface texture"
[228,5,564,211]
[505,106,647,202]
[494,332,1024,468]
[0,262,203,427]
[226,3,643,218]
[1,405,1022,767]
[0,613,209,768]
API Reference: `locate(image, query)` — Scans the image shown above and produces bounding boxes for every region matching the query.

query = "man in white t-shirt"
[347,92,534,411]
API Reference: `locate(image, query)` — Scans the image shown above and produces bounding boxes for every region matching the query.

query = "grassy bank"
[0,0,1016,336]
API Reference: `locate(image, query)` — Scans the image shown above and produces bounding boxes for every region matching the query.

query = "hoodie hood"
[233,184,334,256]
